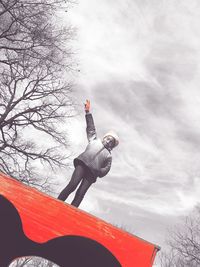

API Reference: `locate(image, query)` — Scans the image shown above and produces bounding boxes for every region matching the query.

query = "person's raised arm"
[84,99,97,142]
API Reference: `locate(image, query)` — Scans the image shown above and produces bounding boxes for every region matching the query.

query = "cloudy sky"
[58,0,200,260]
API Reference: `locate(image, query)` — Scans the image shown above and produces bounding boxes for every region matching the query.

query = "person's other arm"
[98,156,112,177]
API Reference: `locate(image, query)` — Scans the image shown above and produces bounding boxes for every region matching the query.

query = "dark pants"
[57,164,94,207]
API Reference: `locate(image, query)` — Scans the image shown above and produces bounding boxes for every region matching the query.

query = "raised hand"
[84,99,90,113]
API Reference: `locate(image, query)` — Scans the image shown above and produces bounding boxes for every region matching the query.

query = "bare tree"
[9,258,32,267]
[0,0,76,189]
[158,209,200,267]
[0,3,76,267]
[9,257,59,267]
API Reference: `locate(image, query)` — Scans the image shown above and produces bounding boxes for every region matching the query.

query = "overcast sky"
[58,0,200,262]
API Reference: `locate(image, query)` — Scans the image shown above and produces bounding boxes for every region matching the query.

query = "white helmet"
[103,131,119,147]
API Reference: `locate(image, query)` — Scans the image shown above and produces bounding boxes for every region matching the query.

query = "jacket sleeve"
[98,156,112,178]
[85,112,97,142]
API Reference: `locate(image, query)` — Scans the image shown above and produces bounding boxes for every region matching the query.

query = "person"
[57,100,119,207]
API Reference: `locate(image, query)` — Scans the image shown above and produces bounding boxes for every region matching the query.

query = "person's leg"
[57,165,84,201]
[71,178,93,207]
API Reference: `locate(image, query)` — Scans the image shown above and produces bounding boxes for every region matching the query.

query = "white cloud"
[63,0,200,251]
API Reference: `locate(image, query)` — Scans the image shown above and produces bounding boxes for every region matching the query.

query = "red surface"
[0,172,159,267]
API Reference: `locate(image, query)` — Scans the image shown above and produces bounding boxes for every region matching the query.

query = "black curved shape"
[0,195,121,267]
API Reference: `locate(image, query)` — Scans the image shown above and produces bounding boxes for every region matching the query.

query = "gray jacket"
[74,113,112,178]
